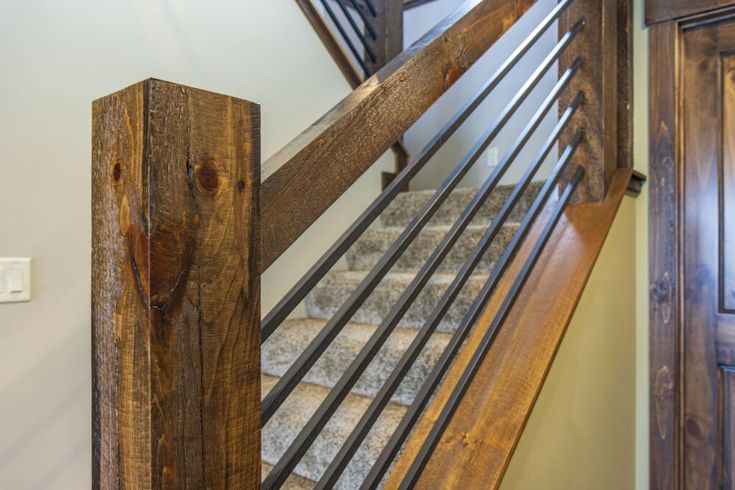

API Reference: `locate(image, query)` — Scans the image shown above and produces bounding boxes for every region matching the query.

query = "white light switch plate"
[486,147,499,169]
[0,258,31,303]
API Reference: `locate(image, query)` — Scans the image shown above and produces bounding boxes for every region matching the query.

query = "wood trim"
[384,169,634,489]
[645,0,735,26]
[91,79,261,488]
[648,19,681,490]
[261,0,538,270]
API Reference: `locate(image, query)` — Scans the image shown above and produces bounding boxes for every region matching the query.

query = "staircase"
[90,0,636,488]
[261,182,544,487]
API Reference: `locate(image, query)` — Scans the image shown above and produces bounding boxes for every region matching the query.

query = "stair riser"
[262,321,451,406]
[346,223,518,273]
[305,274,486,332]
[262,376,406,488]
[380,182,543,227]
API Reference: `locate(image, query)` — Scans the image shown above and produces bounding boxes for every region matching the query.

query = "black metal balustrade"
[317,0,378,78]
[261,1,591,487]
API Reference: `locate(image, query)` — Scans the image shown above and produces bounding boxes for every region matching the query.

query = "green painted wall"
[500,198,637,490]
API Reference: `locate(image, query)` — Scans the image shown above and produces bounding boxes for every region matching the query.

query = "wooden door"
[681,16,735,488]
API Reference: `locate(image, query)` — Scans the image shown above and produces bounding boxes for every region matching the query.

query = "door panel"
[724,53,735,313]
[682,18,735,488]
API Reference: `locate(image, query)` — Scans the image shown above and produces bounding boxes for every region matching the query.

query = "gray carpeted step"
[262,375,406,489]
[379,181,544,228]
[262,318,452,406]
[262,463,315,489]
[346,222,519,273]
[304,270,487,332]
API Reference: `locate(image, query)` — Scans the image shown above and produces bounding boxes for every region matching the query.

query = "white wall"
[0,1,388,487]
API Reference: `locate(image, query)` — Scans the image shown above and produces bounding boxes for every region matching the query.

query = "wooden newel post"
[560,0,630,202]
[92,79,261,488]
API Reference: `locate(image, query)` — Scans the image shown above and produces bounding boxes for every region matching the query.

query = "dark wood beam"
[646,0,735,25]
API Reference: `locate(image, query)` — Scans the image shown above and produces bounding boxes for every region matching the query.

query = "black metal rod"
[317,91,584,490]
[364,0,377,16]
[397,168,585,489]
[319,0,372,77]
[360,131,585,490]
[260,21,582,437]
[347,0,377,40]
[289,59,579,490]
[261,34,582,488]
[334,0,378,62]
[260,0,575,343]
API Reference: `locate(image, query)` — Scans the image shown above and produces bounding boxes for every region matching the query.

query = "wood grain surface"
[92,79,261,488]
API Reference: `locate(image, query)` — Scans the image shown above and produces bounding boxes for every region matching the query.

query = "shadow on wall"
[0,326,90,489]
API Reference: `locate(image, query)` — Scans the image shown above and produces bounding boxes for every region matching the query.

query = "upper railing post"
[559,0,630,202]
[366,0,403,74]
[91,79,261,488]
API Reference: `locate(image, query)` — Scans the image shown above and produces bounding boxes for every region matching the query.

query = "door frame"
[648,2,735,488]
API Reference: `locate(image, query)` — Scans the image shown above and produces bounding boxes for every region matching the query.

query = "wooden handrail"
[262,0,539,271]
[294,0,410,189]
[384,168,635,489]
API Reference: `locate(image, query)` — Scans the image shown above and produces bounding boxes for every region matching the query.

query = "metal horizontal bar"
[318,88,584,489]
[334,0,378,62]
[347,0,377,39]
[319,0,372,77]
[398,167,585,489]
[361,130,585,490]
[259,20,582,441]
[260,0,574,343]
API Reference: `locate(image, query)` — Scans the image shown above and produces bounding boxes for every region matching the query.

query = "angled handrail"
[262,0,541,269]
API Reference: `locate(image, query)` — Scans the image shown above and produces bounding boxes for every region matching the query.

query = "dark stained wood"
[384,170,634,489]
[648,20,680,490]
[261,0,538,270]
[559,0,620,202]
[646,0,735,26]
[92,79,261,488]
[367,0,410,185]
[618,0,634,170]
[366,0,403,75]
[724,368,735,488]
[680,20,735,487]
[724,53,735,313]
[294,0,410,191]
